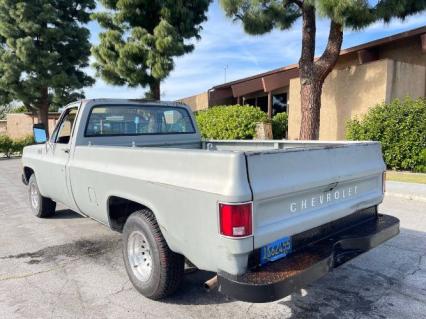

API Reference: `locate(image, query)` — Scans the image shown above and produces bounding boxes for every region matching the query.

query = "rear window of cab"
[85,105,195,137]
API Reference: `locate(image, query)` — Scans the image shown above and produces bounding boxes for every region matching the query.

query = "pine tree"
[92,0,212,100]
[220,0,426,140]
[0,0,96,132]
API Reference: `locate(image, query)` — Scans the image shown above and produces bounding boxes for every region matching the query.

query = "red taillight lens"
[219,203,252,237]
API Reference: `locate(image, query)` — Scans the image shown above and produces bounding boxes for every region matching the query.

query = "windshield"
[85,105,195,137]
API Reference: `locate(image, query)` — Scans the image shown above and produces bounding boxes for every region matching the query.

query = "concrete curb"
[385,192,426,203]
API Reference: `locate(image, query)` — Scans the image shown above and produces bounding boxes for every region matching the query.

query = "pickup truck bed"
[21,99,398,302]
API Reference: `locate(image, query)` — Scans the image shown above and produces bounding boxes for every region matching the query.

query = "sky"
[85,1,426,101]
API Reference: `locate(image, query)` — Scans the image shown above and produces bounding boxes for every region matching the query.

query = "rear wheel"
[123,209,184,299]
[28,174,56,218]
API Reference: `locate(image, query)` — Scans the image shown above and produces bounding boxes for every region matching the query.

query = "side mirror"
[33,124,48,144]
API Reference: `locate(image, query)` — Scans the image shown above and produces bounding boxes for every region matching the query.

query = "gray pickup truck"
[21,99,399,302]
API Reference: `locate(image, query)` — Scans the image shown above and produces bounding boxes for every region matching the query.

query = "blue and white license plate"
[260,236,292,266]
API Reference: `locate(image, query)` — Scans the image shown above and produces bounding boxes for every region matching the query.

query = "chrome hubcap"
[127,231,153,282]
[30,183,39,211]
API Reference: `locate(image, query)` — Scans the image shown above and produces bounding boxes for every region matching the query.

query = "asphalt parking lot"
[0,158,425,319]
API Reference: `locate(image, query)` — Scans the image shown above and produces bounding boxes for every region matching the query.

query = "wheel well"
[24,167,34,181]
[107,196,150,232]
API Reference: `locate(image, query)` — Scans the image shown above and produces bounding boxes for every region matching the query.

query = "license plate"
[260,236,292,266]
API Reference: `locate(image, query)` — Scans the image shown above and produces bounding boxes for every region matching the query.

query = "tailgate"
[246,142,385,249]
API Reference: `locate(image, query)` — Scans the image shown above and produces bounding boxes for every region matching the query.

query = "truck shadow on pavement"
[165,227,426,314]
[164,270,233,305]
[50,209,84,219]
[278,227,426,319]
[155,228,426,311]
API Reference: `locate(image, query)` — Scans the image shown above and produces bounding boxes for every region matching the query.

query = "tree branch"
[314,20,343,81]
[288,0,303,9]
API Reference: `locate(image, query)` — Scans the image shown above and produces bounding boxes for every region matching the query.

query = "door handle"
[63,148,70,154]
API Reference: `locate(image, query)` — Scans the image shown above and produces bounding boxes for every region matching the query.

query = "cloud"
[84,1,426,101]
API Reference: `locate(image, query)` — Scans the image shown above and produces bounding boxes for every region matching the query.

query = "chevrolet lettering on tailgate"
[290,185,359,213]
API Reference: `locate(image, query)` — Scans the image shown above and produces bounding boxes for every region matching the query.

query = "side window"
[53,108,78,144]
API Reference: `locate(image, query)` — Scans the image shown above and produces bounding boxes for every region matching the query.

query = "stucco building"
[179,26,426,140]
[4,113,60,139]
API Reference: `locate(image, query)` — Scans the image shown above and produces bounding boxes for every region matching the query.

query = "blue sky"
[85,1,426,101]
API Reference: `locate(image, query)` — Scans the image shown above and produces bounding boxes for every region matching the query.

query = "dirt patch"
[1,238,121,264]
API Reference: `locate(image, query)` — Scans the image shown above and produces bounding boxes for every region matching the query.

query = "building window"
[244,98,256,106]
[257,96,268,113]
[272,93,288,116]
[244,93,287,116]
[244,96,268,113]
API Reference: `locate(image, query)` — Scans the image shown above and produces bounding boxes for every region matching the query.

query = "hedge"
[0,135,34,158]
[272,112,288,139]
[195,105,268,140]
[346,97,426,172]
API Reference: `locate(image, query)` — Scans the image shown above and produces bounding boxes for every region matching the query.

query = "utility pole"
[224,64,229,83]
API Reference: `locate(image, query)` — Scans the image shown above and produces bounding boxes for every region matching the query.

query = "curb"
[385,192,426,203]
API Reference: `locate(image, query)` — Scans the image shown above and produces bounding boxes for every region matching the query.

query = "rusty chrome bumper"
[218,212,399,303]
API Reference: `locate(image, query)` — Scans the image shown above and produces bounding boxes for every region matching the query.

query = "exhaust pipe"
[203,275,218,292]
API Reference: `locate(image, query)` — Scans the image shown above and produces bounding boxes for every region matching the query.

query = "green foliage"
[50,91,86,112]
[12,106,28,113]
[0,104,29,120]
[220,0,301,34]
[0,134,12,157]
[195,105,268,139]
[0,86,12,108]
[220,0,426,32]
[0,104,11,120]
[0,135,34,158]
[92,0,212,98]
[346,98,426,172]
[11,136,35,156]
[0,0,95,123]
[272,112,288,139]
[375,0,426,22]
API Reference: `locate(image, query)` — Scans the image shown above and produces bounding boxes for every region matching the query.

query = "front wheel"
[28,174,56,218]
[123,209,184,300]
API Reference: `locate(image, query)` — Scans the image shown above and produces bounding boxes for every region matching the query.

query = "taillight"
[219,203,252,237]
[382,171,386,193]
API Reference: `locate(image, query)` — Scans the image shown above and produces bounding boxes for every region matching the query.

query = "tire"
[123,209,184,300]
[28,174,56,218]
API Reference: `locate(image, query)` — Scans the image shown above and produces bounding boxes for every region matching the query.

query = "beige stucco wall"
[6,113,59,139]
[388,61,426,101]
[6,114,35,139]
[178,92,209,112]
[288,59,392,140]
[333,37,426,70]
[288,58,426,141]
[380,37,426,67]
[0,120,6,135]
[287,79,301,139]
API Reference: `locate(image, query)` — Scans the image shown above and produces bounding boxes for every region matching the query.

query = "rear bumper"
[217,213,399,303]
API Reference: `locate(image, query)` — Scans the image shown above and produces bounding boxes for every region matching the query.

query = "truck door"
[43,107,79,210]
